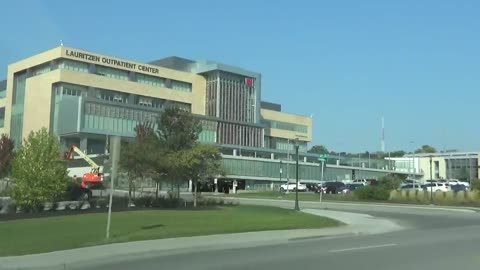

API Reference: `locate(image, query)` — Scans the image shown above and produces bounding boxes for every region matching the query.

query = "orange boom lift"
[64,145,104,189]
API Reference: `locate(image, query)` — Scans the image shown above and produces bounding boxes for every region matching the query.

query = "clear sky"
[1,0,479,153]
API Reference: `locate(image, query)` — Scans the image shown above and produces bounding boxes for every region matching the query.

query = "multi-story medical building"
[0,45,311,154]
[0,45,406,190]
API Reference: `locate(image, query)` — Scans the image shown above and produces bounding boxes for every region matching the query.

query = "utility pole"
[429,155,434,205]
[106,136,121,240]
[294,138,300,211]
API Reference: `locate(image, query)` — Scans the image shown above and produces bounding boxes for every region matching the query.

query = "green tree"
[0,134,15,179]
[415,145,437,154]
[156,107,202,198]
[11,128,68,211]
[120,122,159,204]
[308,145,329,154]
[157,107,202,152]
[183,144,223,207]
[389,150,406,157]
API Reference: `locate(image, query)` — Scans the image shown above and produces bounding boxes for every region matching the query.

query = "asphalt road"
[79,199,480,270]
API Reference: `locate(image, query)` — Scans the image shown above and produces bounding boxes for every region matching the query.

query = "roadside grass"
[0,205,339,256]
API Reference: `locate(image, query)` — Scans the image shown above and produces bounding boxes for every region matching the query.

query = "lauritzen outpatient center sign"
[65,49,160,74]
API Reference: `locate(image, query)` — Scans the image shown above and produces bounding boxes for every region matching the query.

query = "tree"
[183,144,223,207]
[415,145,436,154]
[157,107,202,152]
[308,145,329,154]
[156,107,202,198]
[11,128,68,211]
[0,134,15,179]
[120,122,159,204]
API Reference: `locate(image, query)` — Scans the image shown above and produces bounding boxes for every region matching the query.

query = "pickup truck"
[280,182,308,192]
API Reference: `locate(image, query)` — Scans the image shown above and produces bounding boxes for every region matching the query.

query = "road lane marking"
[329,243,397,253]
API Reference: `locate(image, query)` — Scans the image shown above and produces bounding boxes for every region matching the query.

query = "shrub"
[354,186,390,201]
[135,196,154,208]
[471,179,480,191]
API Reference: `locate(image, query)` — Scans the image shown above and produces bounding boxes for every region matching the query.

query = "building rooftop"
[260,101,281,112]
[148,56,196,72]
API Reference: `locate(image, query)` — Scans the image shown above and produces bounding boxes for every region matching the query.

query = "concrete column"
[233,149,237,156]
[188,180,193,192]
[304,157,307,162]
[271,153,274,160]
[336,160,340,166]
[270,182,274,191]
[233,180,237,194]
[214,178,218,193]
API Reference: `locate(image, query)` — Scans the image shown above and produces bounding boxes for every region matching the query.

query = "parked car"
[401,179,421,187]
[451,184,468,192]
[280,182,308,192]
[344,183,364,193]
[447,179,470,188]
[423,182,450,192]
[400,184,424,192]
[352,179,369,186]
[324,182,347,194]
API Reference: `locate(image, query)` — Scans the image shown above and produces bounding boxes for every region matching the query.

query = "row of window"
[263,119,308,134]
[54,83,191,112]
[29,59,192,92]
[84,103,158,122]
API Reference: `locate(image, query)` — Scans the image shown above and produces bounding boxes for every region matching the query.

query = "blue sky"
[1,0,479,153]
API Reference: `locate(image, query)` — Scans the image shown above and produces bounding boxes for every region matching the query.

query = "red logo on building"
[245,78,254,87]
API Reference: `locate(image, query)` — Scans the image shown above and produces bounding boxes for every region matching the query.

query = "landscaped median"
[0,205,339,256]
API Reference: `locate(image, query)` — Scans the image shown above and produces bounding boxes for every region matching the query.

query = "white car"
[280,182,307,192]
[447,179,470,188]
[423,182,450,192]
[352,179,369,186]
[400,184,424,192]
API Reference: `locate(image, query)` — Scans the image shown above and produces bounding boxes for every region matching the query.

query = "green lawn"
[0,205,339,256]
[229,191,358,202]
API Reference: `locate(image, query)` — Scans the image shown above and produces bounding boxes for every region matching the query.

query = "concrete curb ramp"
[0,209,402,270]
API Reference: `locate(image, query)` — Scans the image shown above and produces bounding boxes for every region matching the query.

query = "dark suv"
[324,182,346,194]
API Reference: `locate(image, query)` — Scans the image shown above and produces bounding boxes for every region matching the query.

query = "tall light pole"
[429,155,434,205]
[294,138,300,211]
[279,160,283,193]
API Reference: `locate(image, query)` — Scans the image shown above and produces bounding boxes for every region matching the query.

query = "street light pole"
[429,156,434,205]
[294,138,300,211]
[320,159,324,203]
[279,160,283,193]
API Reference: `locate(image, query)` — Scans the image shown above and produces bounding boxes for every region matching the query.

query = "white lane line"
[329,243,397,253]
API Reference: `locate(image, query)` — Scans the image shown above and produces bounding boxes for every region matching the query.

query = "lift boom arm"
[65,145,100,173]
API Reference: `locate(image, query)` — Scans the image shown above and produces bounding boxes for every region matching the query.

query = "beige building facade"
[0,46,312,153]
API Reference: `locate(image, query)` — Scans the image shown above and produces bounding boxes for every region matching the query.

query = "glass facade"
[223,157,390,181]
[264,136,308,152]
[0,107,4,128]
[171,80,192,92]
[58,59,89,73]
[198,119,217,143]
[10,72,27,147]
[137,73,165,87]
[446,158,478,181]
[96,65,129,80]
[262,119,308,134]
[31,63,51,76]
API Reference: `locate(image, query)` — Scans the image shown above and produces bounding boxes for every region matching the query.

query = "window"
[137,73,165,87]
[0,89,5,99]
[96,89,129,103]
[171,80,192,92]
[55,83,86,97]
[0,107,4,128]
[31,63,51,76]
[58,59,89,73]
[96,65,129,80]
[263,120,308,133]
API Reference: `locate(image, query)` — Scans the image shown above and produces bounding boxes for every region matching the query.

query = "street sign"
[318,154,329,160]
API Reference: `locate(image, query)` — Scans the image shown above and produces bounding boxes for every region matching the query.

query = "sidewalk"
[0,209,402,270]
